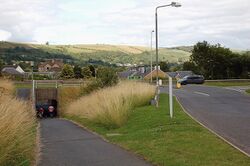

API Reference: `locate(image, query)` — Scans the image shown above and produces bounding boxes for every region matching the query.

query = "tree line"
[183,41,250,79]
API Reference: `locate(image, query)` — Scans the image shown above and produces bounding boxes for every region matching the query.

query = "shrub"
[79,67,119,96]
[60,64,74,79]
[65,81,155,128]
[96,67,118,88]
[82,67,92,79]
[80,80,101,96]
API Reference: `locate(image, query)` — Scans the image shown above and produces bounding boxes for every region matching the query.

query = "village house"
[38,59,64,72]
[118,65,193,81]
[1,65,25,79]
[118,66,166,80]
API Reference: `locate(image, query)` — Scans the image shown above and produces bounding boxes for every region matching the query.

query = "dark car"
[178,75,205,85]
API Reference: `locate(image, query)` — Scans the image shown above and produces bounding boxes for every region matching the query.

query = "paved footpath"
[161,85,250,156]
[38,119,151,166]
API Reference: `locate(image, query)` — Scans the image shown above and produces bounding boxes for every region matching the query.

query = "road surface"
[160,85,250,156]
[38,119,151,166]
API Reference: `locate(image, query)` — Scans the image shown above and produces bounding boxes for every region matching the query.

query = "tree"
[159,61,170,72]
[96,67,118,87]
[0,58,4,70]
[88,65,96,77]
[82,67,92,79]
[183,61,200,74]
[172,65,183,72]
[190,41,235,79]
[18,62,32,72]
[60,64,74,79]
[73,65,83,79]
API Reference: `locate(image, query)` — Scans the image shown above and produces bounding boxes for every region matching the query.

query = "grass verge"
[64,81,155,128]
[0,79,37,166]
[15,83,57,89]
[64,94,250,166]
[204,81,250,87]
[246,89,250,94]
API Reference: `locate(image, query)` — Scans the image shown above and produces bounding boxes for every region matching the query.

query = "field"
[0,79,37,166]
[64,93,250,166]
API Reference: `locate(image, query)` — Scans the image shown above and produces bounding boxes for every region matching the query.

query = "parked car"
[178,75,205,85]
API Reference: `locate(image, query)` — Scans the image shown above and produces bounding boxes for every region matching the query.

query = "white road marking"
[224,87,243,93]
[194,91,210,97]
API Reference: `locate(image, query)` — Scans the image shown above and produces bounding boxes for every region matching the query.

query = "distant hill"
[168,46,194,53]
[0,41,191,66]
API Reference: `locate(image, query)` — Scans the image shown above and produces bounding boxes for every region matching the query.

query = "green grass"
[204,81,250,87]
[15,83,57,89]
[64,94,250,166]
[246,89,250,94]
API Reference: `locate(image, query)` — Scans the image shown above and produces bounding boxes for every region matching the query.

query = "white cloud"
[0,0,249,49]
[0,29,11,40]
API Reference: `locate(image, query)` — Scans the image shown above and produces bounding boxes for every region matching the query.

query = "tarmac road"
[38,119,152,166]
[160,85,250,156]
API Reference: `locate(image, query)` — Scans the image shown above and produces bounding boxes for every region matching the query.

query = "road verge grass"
[0,79,37,166]
[204,81,250,87]
[65,94,250,166]
[246,89,250,94]
[64,81,155,128]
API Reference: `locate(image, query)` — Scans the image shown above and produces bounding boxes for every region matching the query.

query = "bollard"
[176,82,181,89]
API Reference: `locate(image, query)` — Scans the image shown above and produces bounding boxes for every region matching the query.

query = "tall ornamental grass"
[65,81,155,128]
[0,79,36,166]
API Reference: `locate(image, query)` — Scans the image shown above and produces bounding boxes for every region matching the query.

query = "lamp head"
[171,2,182,7]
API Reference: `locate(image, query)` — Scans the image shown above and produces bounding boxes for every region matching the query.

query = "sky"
[0,0,249,49]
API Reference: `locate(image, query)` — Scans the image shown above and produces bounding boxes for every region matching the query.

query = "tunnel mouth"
[35,88,59,118]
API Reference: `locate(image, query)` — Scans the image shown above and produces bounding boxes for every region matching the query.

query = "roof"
[133,67,152,78]
[176,71,193,78]
[166,71,193,78]
[166,72,177,78]
[118,71,135,78]
[39,59,64,68]
[1,67,24,75]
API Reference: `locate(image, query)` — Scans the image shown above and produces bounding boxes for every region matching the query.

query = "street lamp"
[150,30,154,83]
[155,1,181,107]
[30,61,35,108]
[155,2,181,85]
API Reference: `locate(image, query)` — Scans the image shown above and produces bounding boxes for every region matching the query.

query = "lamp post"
[155,2,181,85]
[150,30,154,83]
[155,2,181,107]
[30,61,35,108]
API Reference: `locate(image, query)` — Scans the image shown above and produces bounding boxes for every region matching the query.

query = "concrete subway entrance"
[35,88,59,117]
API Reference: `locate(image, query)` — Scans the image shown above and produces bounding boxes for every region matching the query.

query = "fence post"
[32,80,36,108]
[169,77,173,118]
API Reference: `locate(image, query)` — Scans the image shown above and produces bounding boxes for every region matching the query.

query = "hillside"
[0,41,191,66]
